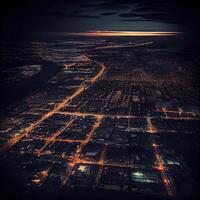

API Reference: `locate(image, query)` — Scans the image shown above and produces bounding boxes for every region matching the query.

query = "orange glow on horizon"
[65,31,183,37]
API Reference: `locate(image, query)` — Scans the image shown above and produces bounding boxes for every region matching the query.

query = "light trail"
[146,116,175,196]
[153,143,176,197]
[56,111,143,120]
[95,42,153,50]
[146,120,175,197]
[56,111,198,121]
[53,138,84,143]
[66,157,149,170]
[99,144,108,165]
[147,117,157,133]
[83,116,103,145]
[36,119,75,156]
[62,167,74,186]
[70,116,103,166]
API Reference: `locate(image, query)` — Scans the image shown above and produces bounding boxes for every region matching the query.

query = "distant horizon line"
[64,31,184,37]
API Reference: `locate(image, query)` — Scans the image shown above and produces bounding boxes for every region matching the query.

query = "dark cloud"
[71,10,83,14]
[101,12,117,16]
[121,19,153,22]
[81,1,131,11]
[116,0,200,27]
[131,7,166,13]
[68,14,100,19]
[42,11,100,19]
[118,10,184,24]
[119,13,140,18]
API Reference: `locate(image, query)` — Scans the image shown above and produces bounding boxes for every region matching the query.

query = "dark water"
[0,36,63,108]
[0,60,61,108]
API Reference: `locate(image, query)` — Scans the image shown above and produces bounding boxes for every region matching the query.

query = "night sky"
[0,0,200,34]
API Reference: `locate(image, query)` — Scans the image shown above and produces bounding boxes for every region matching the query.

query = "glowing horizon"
[65,31,184,37]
